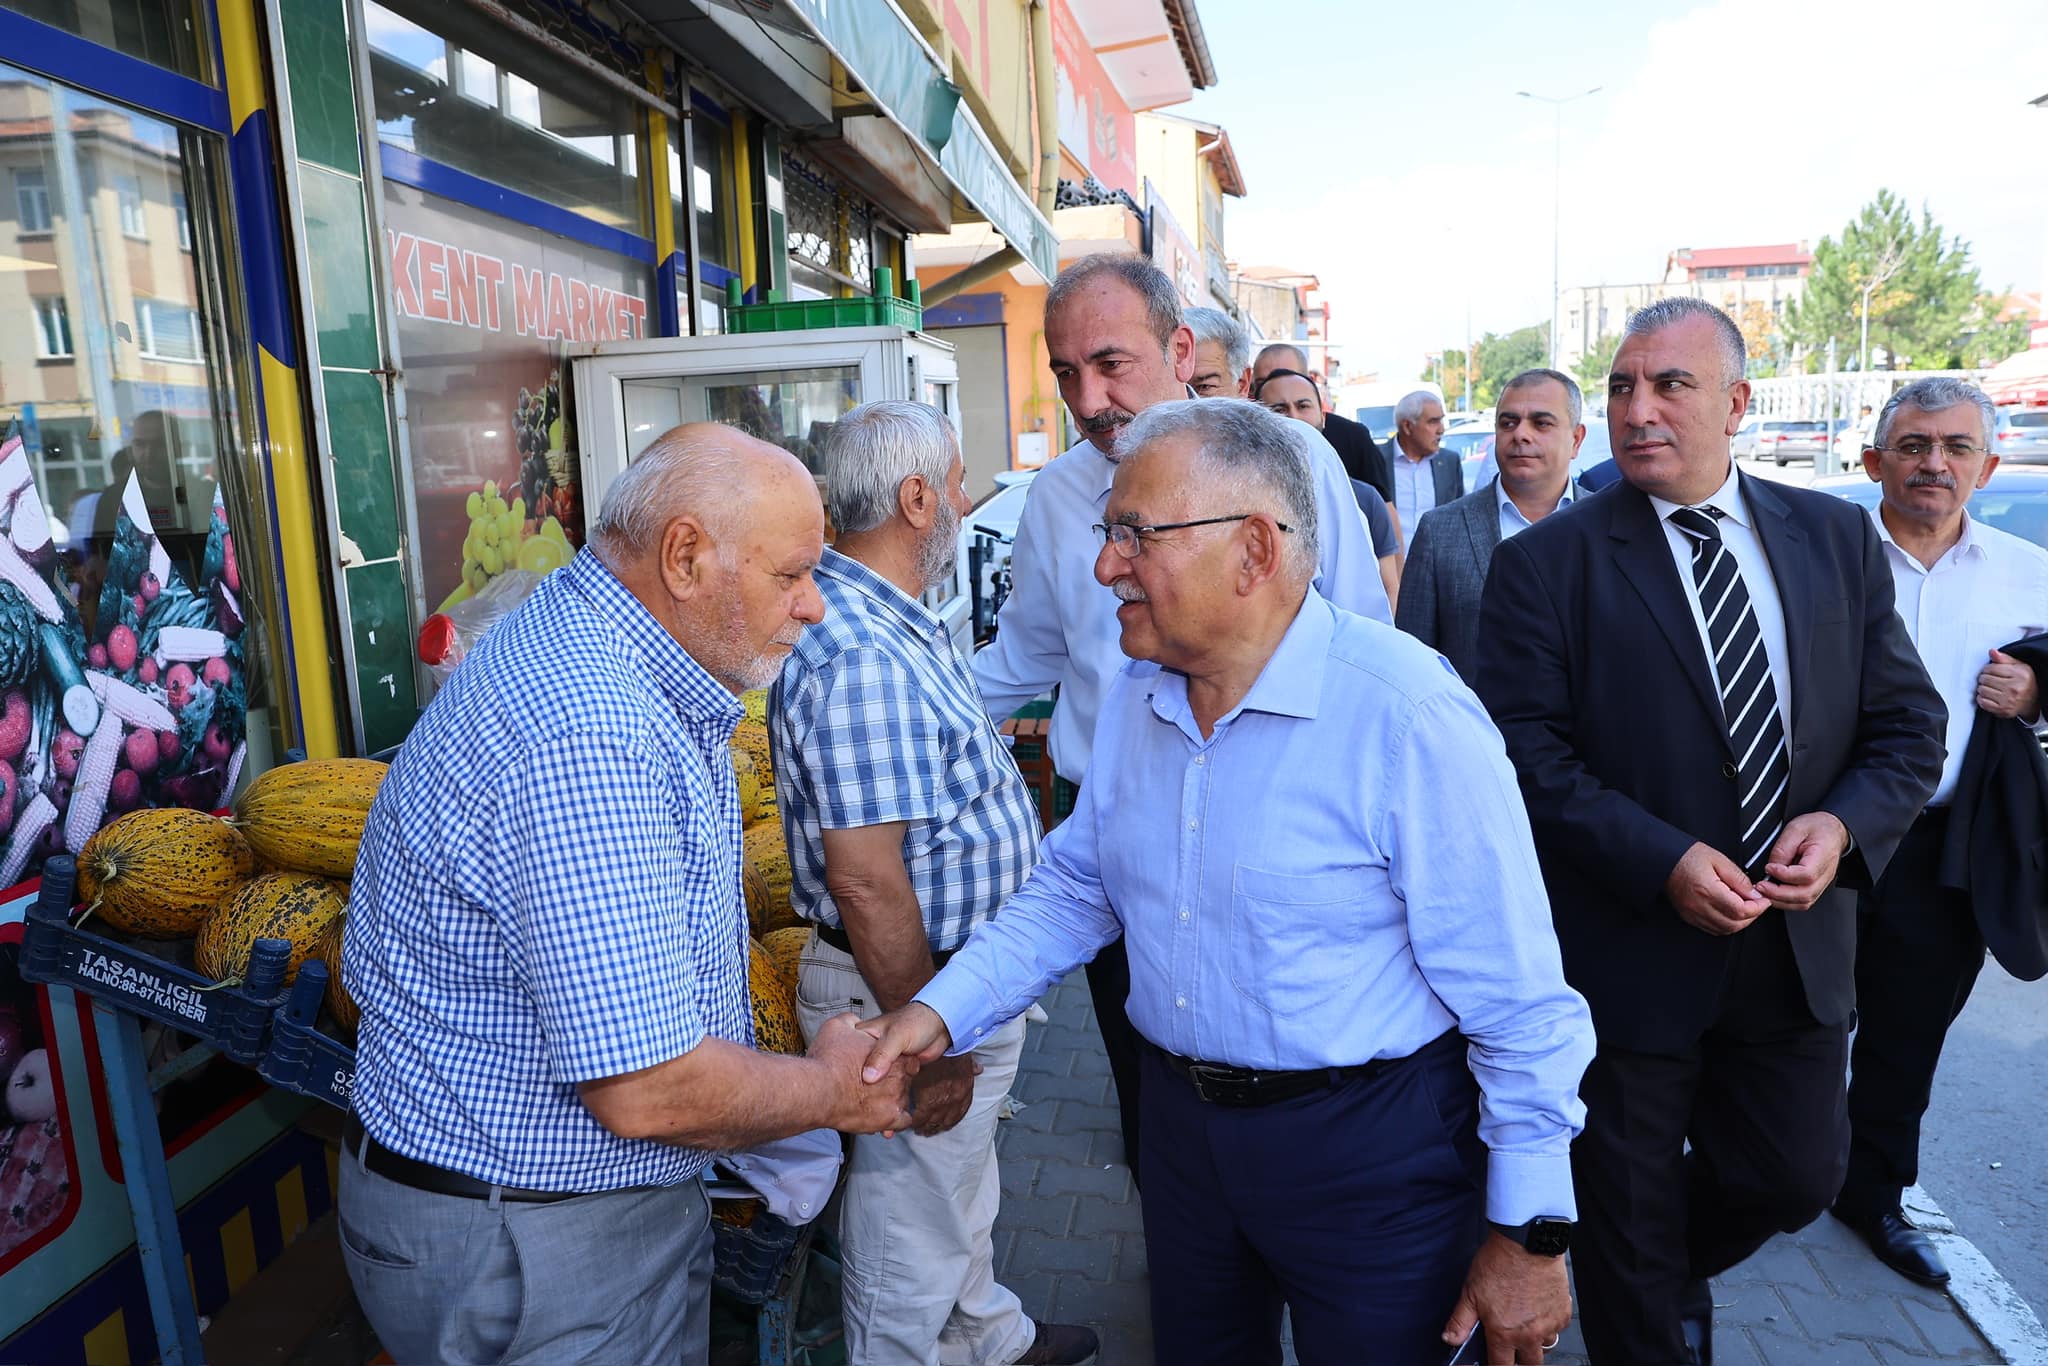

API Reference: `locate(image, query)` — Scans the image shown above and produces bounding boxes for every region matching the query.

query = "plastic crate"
[17,855,293,1065]
[712,1202,814,1305]
[722,269,923,335]
[257,959,357,1111]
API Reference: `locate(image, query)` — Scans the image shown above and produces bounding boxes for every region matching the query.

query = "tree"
[1573,334,1621,391]
[1472,323,1548,406]
[1784,191,1992,371]
[1427,348,1475,407]
[1965,298,2030,368]
[1733,300,1780,376]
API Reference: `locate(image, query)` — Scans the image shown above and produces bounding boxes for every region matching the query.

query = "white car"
[1730,415,1764,459]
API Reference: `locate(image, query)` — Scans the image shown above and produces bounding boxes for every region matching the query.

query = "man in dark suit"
[1253,342,1389,498]
[1398,368,1587,680]
[1474,298,1946,1366]
[1382,391,1463,548]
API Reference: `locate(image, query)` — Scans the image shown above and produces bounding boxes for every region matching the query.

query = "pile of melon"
[73,757,384,1037]
[733,690,808,1059]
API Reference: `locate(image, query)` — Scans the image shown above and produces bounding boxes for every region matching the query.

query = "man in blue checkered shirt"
[774,402,1099,1366]
[340,424,915,1366]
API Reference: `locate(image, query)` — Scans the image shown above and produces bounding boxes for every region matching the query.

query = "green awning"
[782,0,1059,282]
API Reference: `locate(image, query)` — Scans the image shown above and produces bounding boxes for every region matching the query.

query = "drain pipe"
[1030,0,1060,217]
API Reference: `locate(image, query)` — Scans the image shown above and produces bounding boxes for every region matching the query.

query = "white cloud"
[1227,0,2048,384]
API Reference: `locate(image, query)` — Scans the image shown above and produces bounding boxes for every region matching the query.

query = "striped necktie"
[1668,505,1789,874]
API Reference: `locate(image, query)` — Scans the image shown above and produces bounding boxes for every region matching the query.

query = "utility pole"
[1519,86,1602,369]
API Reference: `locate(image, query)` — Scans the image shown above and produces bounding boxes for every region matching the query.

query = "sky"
[1178,0,2048,387]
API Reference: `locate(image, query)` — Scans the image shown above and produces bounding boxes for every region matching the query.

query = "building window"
[116,175,148,238]
[138,299,203,362]
[1749,263,1799,278]
[16,168,52,234]
[1695,266,1730,280]
[32,298,72,358]
[174,190,191,250]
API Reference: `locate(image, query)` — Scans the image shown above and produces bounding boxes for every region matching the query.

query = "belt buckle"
[1185,1063,1244,1106]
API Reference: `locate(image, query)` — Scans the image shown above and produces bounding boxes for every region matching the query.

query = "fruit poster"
[380,181,656,614]
[0,436,248,889]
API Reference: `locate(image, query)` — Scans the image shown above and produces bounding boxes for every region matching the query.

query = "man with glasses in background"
[1832,378,2048,1287]
[866,399,1596,1366]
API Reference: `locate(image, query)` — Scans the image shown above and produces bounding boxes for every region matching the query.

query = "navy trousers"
[1139,1030,1486,1366]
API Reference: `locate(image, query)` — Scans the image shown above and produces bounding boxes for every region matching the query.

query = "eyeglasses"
[1872,440,1987,462]
[1091,514,1292,559]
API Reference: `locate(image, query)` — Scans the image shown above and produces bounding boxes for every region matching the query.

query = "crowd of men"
[332,251,2047,1366]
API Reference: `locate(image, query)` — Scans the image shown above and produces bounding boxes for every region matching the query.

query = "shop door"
[928,325,1010,501]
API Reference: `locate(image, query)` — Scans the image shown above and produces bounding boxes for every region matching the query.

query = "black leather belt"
[810,920,958,970]
[347,1123,582,1204]
[1152,1029,1460,1108]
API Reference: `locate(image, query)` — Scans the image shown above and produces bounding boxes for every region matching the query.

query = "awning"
[780,0,1060,283]
[1984,347,2048,407]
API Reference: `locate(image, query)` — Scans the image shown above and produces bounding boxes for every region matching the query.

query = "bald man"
[342,424,916,1365]
[1255,342,1391,499]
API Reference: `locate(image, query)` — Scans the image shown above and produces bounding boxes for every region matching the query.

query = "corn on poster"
[0,436,247,887]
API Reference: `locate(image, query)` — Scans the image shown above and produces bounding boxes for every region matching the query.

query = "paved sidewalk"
[994,973,2007,1366]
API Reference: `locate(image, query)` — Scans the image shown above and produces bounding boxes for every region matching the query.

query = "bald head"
[591,421,826,692]
[1252,343,1309,388]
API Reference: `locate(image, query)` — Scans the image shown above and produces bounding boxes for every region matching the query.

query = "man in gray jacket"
[1397,369,1588,680]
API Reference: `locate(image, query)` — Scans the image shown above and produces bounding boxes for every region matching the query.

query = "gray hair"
[1394,390,1443,426]
[1873,377,1997,451]
[1044,253,1183,355]
[1501,368,1585,427]
[1256,342,1309,373]
[1186,306,1251,375]
[590,425,751,563]
[1623,296,1747,384]
[821,400,958,536]
[1118,399,1319,582]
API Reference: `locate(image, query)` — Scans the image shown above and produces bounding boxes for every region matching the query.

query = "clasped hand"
[806,1012,919,1136]
[1667,811,1850,935]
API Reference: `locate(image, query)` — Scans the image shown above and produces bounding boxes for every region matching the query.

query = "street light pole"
[1518,87,1602,369]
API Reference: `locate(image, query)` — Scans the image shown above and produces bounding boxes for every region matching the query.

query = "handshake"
[807,1003,961,1138]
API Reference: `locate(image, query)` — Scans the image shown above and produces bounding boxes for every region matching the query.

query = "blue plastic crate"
[17,855,294,1065]
[257,959,356,1111]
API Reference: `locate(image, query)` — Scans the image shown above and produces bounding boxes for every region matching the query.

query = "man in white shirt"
[1834,378,2048,1288]
[971,253,1388,1181]
[1382,390,1463,546]
[1396,368,1587,681]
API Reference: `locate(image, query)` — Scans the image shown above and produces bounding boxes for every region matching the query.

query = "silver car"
[1993,408,2048,463]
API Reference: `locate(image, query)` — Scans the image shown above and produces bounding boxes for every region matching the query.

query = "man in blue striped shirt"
[774,401,1097,1366]
[342,424,914,1365]
[862,400,1595,1365]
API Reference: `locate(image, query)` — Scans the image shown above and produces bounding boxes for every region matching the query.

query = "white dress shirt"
[1871,506,2048,805]
[1647,464,1794,740]
[1496,477,1576,541]
[972,427,1390,784]
[1391,437,1441,542]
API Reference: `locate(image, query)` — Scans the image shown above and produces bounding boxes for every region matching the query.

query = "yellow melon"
[761,924,811,998]
[195,872,347,984]
[731,747,761,825]
[731,718,773,785]
[78,808,255,937]
[749,937,802,1054]
[741,823,800,933]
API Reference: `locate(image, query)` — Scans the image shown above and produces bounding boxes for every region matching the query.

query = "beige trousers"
[795,934,1034,1366]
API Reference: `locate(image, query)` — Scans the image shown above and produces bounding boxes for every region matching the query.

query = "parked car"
[1994,407,2048,464]
[1813,467,2048,553]
[1730,415,1764,459]
[1754,419,1830,465]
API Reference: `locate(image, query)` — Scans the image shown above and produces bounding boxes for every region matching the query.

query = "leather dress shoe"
[1013,1320,1100,1365]
[1837,1208,1950,1286]
[1680,1278,1714,1366]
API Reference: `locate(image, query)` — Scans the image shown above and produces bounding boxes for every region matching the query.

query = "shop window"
[0,60,280,883]
[7,0,205,80]
[15,170,51,235]
[31,298,72,359]
[365,0,644,234]
[669,115,730,334]
[115,175,146,238]
[174,189,189,250]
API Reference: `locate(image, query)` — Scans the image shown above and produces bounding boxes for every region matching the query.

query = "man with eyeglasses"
[971,254,1387,1186]
[1831,378,2048,1288]
[1474,298,1944,1365]
[867,399,1596,1366]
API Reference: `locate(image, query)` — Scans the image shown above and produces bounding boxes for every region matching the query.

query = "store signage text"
[384,230,649,342]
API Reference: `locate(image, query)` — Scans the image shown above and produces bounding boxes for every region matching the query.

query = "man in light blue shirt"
[969,253,1390,1182]
[867,400,1595,1365]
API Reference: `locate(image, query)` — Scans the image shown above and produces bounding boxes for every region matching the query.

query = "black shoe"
[1836,1208,1950,1287]
[1013,1320,1100,1365]
[1680,1279,1713,1366]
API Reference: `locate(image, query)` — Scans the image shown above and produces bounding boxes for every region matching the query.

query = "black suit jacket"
[1379,436,1464,514]
[1939,632,2048,979]
[1475,475,1945,1051]
[1323,412,1391,501]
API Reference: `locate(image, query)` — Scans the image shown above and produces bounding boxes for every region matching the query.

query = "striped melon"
[740,688,769,727]
[749,937,802,1054]
[760,924,811,997]
[741,823,800,933]
[741,858,774,939]
[730,718,773,785]
[731,746,761,826]
[231,759,387,880]
[317,915,358,1034]
[195,872,348,984]
[78,808,255,937]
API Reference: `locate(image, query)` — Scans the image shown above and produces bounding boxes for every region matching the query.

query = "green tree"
[1573,334,1621,391]
[1784,190,1992,370]
[1472,323,1548,406]
[1426,348,1474,407]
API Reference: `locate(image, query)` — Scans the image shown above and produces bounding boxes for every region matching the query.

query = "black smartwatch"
[1491,1217,1574,1257]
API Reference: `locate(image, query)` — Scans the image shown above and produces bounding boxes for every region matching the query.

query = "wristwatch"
[1491,1217,1574,1257]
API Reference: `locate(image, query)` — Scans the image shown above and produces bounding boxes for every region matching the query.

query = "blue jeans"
[1139,1030,1486,1366]
[338,1145,713,1364]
